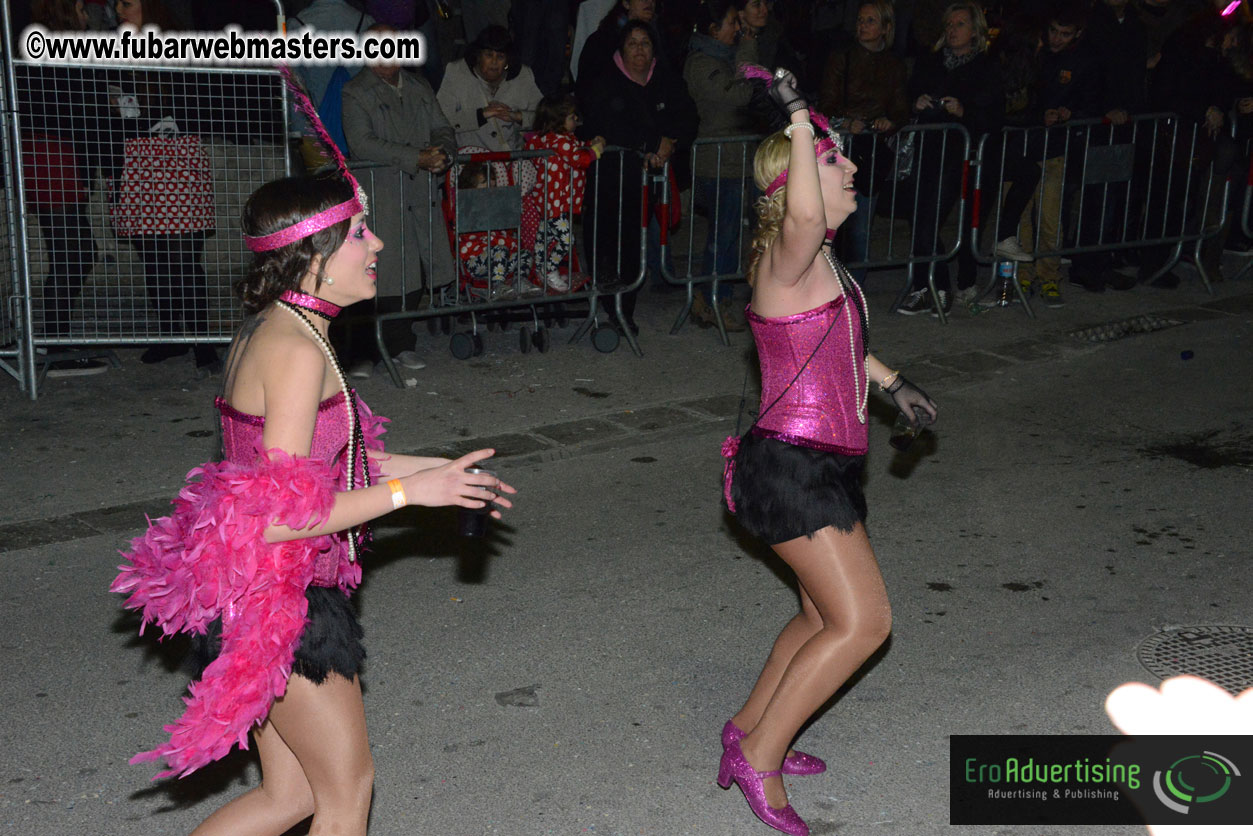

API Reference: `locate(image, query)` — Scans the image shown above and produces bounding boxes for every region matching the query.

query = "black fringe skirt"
[729,432,867,545]
[190,585,366,685]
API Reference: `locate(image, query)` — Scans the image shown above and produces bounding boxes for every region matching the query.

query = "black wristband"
[783,97,809,115]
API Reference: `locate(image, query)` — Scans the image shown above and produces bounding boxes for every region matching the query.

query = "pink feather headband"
[243,66,368,253]
[739,64,843,197]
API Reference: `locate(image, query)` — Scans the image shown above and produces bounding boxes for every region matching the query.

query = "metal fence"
[663,116,1240,336]
[971,113,1229,310]
[1,2,287,399]
[663,123,974,333]
[355,146,650,386]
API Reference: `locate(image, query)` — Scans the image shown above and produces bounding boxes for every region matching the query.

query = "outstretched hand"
[401,449,517,518]
[885,376,938,428]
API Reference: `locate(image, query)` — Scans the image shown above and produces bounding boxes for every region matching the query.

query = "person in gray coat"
[340,33,457,374]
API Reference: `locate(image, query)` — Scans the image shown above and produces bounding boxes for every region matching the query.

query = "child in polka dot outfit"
[456,161,528,292]
[523,94,605,291]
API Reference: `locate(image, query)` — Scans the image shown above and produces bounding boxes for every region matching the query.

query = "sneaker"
[895,289,932,315]
[928,290,952,318]
[1040,281,1065,307]
[1018,278,1036,298]
[348,359,374,380]
[954,285,979,305]
[46,358,109,378]
[393,350,427,370]
[544,270,570,292]
[993,236,1034,262]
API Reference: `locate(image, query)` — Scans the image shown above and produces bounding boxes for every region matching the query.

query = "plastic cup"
[457,467,496,537]
[888,411,920,451]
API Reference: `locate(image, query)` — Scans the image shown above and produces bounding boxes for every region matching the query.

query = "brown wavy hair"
[237,175,355,315]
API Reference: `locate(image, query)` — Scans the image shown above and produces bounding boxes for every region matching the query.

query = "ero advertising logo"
[1152,750,1240,814]
[951,735,1250,825]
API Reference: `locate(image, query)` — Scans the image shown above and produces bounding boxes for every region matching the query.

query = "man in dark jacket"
[1016,4,1100,307]
[1068,0,1148,292]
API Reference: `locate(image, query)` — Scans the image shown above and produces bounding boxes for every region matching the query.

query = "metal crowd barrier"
[662,123,974,334]
[360,146,648,387]
[661,133,758,343]
[1234,135,1253,282]
[847,121,973,324]
[971,113,1228,305]
[1,2,288,399]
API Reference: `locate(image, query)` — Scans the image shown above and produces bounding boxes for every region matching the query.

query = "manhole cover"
[1070,314,1185,343]
[1137,626,1253,694]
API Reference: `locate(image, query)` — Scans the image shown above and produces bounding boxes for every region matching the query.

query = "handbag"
[884,125,917,182]
[22,132,86,209]
[110,128,215,237]
[648,165,683,232]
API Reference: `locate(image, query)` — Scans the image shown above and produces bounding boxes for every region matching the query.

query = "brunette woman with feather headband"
[111,70,516,836]
[715,66,937,835]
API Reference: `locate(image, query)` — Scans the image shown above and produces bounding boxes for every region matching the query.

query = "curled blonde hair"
[746,131,793,287]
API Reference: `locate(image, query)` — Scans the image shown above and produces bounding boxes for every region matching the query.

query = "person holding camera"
[896,1,1002,316]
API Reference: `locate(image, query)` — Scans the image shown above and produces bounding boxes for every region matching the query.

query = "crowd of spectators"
[12,0,1253,375]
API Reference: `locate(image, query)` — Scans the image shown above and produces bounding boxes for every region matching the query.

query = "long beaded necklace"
[275,300,371,562]
[821,248,869,425]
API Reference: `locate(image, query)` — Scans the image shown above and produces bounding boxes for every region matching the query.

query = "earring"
[323,277,335,285]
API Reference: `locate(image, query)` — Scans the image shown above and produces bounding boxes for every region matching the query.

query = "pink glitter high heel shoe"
[722,720,827,776]
[717,740,809,836]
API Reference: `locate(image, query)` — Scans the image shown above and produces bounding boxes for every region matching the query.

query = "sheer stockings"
[189,673,373,836]
[734,524,891,810]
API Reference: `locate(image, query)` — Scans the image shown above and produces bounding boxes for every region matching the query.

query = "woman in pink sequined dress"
[716,70,937,836]
[113,173,516,836]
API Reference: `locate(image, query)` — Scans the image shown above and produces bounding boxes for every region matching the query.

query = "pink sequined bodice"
[746,295,868,455]
[215,392,364,586]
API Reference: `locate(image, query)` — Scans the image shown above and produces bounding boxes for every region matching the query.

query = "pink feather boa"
[113,406,387,779]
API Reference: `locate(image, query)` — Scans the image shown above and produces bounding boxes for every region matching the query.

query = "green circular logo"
[1154,752,1239,815]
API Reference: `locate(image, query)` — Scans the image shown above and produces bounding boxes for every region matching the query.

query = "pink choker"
[279,290,341,319]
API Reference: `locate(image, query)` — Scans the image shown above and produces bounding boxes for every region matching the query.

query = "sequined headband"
[243,66,369,253]
[244,195,363,253]
[764,113,842,197]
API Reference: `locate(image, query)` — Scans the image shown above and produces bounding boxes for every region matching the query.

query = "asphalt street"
[2,269,1250,835]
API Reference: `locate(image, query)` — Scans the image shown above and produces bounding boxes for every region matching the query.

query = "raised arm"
[762,71,826,287]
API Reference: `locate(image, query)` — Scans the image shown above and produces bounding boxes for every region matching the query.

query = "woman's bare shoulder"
[752,253,842,317]
[224,312,329,415]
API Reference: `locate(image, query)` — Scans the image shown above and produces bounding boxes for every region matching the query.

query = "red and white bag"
[111,134,215,236]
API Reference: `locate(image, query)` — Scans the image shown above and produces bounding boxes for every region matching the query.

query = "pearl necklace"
[276,300,370,562]
[821,249,868,425]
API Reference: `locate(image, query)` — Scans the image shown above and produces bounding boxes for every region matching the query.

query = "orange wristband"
[387,479,406,510]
